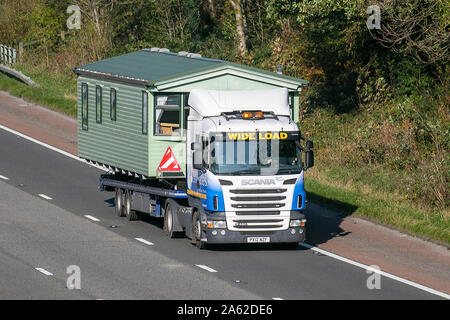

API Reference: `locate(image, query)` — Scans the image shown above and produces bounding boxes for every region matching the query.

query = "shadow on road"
[304,191,357,246]
[105,197,115,207]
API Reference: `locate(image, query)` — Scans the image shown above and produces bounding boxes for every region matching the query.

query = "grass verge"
[0,63,77,117]
[306,172,449,245]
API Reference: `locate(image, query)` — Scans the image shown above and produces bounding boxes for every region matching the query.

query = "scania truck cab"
[185,88,314,248]
[99,88,313,249]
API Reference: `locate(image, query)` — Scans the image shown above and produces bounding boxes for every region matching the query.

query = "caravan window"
[81,83,88,130]
[110,88,116,121]
[154,94,180,136]
[96,85,102,123]
[142,91,148,135]
[288,92,294,119]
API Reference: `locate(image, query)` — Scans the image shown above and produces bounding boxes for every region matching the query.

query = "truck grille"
[230,196,286,201]
[226,188,289,231]
[235,211,280,215]
[229,189,287,210]
[231,203,285,209]
[229,188,287,194]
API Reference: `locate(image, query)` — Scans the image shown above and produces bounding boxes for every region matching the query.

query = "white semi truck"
[100,88,314,248]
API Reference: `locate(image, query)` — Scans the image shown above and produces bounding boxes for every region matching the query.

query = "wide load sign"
[226,132,290,141]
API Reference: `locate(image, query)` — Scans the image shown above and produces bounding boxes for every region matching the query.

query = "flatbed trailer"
[99,173,194,239]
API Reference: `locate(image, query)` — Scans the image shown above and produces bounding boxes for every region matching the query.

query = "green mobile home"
[74,48,308,178]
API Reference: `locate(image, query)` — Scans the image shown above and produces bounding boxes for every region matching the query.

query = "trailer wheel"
[191,211,206,249]
[124,191,138,221]
[115,188,125,217]
[163,201,176,238]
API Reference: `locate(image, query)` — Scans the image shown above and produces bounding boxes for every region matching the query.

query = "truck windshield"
[209,131,302,176]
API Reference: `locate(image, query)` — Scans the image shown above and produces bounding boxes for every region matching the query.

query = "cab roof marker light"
[242,112,253,119]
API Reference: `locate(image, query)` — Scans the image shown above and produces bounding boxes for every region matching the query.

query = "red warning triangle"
[158,147,181,172]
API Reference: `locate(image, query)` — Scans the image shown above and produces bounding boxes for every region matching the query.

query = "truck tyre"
[124,191,138,221]
[163,201,176,238]
[191,211,206,249]
[115,188,125,217]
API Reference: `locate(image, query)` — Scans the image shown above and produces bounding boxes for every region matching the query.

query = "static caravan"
[74,48,308,178]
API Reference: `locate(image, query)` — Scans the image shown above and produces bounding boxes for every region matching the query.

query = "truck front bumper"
[203,226,306,244]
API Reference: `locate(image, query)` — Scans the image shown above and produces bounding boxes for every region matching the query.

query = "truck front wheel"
[191,211,206,249]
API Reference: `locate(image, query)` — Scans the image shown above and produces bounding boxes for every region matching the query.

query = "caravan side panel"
[77,77,149,175]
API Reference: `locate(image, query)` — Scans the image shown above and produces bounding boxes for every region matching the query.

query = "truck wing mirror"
[302,140,314,171]
[304,150,314,170]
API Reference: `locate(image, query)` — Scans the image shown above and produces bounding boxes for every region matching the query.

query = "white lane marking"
[0,175,9,180]
[195,264,218,273]
[299,242,450,300]
[0,124,107,172]
[38,194,52,200]
[84,215,100,222]
[135,238,154,246]
[272,297,283,300]
[35,267,53,276]
[1,124,448,299]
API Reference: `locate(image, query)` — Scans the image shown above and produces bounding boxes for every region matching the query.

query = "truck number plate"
[247,237,270,243]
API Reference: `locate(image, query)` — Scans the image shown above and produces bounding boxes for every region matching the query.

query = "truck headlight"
[207,220,227,229]
[290,219,306,227]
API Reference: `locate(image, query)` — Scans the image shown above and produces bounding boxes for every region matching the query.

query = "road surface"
[0,128,447,300]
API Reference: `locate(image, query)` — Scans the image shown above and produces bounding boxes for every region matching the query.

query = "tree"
[206,0,216,22]
[229,0,247,56]
[370,0,449,66]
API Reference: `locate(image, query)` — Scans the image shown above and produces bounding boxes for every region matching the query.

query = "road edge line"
[0,123,107,171]
[299,242,450,299]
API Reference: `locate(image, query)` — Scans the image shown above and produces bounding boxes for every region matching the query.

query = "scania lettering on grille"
[241,179,276,185]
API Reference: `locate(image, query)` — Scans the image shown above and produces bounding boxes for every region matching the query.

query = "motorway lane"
[0,129,441,299]
[0,250,90,300]
[0,180,261,299]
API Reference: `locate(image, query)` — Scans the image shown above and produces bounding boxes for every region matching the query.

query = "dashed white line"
[135,238,154,246]
[299,242,450,300]
[195,264,218,273]
[272,297,284,300]
[35,267,53,276]
[38,194,52,200]
[0,174,9,180]
[84,215,100,222]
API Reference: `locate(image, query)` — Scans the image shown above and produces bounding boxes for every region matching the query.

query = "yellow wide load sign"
[227,132,289,140]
